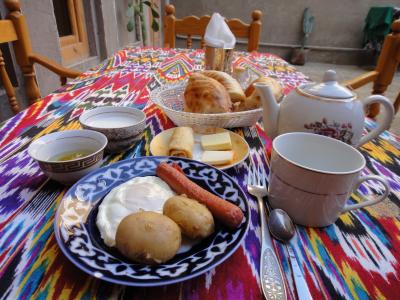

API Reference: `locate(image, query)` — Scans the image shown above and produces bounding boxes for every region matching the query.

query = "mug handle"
[358,95,394,147]
[342,175,390,212]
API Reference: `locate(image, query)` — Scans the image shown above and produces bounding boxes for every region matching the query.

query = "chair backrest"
[372,20,400,116]
[0,18,19,113]
[164,5,262,52]
[374,20,400,90]
[344,20,400,116]
[0,0,41,113]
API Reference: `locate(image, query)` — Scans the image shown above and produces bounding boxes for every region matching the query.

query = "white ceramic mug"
[268,132,390,227]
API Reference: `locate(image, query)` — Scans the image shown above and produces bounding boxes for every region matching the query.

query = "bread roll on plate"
[168,127,194,158]
[201,70,246,103]
[184,73,232,114]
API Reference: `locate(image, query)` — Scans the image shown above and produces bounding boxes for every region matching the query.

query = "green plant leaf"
[127,20,134,32]
[151,8,159,18]
[143,1,152,7]
[151,19,159,32]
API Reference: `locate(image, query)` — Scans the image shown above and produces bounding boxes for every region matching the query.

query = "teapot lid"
[301,70,355,99]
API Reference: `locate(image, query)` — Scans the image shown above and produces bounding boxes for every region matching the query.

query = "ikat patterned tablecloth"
[0,47,399,300]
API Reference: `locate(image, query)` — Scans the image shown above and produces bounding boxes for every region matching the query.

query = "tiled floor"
[295,63,400,136]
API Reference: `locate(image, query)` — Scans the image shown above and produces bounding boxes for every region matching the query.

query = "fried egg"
[96,176,176,247]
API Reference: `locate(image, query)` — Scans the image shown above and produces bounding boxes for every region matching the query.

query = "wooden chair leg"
[164,4,176,48]
[367,103,381,118]
[21,65,41,105]
[394,92,400,114]
[368,83,388,118]
[200,36,206,49]
[0,49,20,113]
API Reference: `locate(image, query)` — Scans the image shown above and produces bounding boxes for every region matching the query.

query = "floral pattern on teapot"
[304,118,354,144]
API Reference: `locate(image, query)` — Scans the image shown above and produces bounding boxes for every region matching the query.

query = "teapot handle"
[358,95,394,147]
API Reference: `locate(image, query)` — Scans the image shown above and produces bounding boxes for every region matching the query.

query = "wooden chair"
[0,0,81,114]
[344,20,400,117]
[164,5,262,52]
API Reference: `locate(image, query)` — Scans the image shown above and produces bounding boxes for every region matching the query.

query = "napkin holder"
[204,46,234,74]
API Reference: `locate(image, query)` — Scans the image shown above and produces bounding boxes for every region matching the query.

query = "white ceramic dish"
[149,127,250,170]
[79,106,146,152]
[28,130,108,185]
[150,82,262,128]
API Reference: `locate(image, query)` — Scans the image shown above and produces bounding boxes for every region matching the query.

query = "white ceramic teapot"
[255,70,395,147]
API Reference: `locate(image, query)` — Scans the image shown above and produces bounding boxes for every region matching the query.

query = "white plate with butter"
[150,127,249,170]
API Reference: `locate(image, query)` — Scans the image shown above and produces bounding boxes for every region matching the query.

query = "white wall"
[171,0,399,63]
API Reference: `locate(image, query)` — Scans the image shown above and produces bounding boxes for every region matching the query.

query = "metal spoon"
[268,208,295,242]
[268,208,313,300]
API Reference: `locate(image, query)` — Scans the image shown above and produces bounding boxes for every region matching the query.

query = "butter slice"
[201,151,234,166]
[201,132,232,151]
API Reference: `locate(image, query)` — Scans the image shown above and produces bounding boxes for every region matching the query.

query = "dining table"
[0,47,399,300]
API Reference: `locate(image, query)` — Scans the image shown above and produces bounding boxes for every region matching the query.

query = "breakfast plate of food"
[150,127,249,170]
[54,156,249,286]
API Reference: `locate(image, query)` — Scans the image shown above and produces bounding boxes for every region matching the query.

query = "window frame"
[57,0,89,65]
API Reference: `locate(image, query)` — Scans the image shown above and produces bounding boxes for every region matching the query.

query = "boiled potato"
[115,211,181,264]
[163,195,214,239]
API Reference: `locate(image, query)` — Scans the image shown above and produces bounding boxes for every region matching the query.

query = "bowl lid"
[300,70,355,100]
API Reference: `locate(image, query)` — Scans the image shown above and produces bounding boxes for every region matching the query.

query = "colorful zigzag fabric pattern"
[0,47,399,300]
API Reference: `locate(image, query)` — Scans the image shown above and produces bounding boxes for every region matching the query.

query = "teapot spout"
[254,83,280,139]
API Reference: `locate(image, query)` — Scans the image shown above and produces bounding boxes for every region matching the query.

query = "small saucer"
[150,127,249,170]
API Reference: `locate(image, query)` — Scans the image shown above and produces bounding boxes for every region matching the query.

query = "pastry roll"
[168,127,194,158]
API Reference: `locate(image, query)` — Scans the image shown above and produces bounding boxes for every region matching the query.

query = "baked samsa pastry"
[245,76,283,101]
[168,127,194,158]
[236,76,283,111]
[184,73,232,113]
[201,70,246,103]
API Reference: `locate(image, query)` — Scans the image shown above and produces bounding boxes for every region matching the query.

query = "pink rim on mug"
[272,132,366,175]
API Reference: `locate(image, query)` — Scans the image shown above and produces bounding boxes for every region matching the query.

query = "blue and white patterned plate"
[54,156,250,286]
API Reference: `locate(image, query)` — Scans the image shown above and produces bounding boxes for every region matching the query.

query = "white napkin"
[204,13,236,49]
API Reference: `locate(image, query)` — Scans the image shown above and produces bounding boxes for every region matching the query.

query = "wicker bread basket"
[150,82,262,128]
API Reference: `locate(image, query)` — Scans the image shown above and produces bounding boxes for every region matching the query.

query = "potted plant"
[290,7,315,65]
[126,0,160,46]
